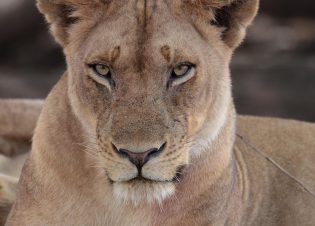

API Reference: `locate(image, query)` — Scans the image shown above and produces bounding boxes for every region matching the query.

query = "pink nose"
[112,143,166,170]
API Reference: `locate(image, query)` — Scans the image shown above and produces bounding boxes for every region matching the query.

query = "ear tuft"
[59,4,79,26]
[37,0,107,47]
[220,0,259,48]
[37,0,79,46]
[189,0,259,49]
[191,0,236,9]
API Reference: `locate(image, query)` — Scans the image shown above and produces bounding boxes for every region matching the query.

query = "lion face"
[38,0,258,205]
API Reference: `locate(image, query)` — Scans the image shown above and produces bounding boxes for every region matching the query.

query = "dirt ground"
[0,1,314,122]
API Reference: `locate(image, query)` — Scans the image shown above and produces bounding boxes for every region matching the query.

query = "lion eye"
[172,64,192,78]
[88,63,116,89]
[168,63,196,88]
[92,64,111,77]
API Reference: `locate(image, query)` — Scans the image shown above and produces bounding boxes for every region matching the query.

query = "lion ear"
[37,0,78,46]
[196,0,259,49]
[36,0,106,47]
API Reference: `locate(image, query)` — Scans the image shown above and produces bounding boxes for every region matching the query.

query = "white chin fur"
[113,181,175,206]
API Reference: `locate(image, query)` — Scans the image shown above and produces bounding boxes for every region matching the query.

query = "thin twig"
[237,133,315,199]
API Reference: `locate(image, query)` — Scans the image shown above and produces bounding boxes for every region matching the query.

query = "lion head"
[37,0,258,205]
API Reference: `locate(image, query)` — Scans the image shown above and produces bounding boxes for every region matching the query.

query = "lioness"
[2,0,315,225]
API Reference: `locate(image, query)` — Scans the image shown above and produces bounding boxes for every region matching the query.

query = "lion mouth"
[129,175,157,183]
[108,165,186,185]
[114,175,172,184]
[108,166,186,204]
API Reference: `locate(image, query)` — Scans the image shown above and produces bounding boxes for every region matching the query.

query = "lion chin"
[113,179,175,206]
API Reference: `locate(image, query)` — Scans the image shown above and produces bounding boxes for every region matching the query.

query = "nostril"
[159,142,167,152]
[144,148,159,163]
[146,142,167,160]
[117,149,130,159]
[112,143,131,159]
[111,143,119,152]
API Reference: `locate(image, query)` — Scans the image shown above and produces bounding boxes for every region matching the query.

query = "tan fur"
[1,0,315,225]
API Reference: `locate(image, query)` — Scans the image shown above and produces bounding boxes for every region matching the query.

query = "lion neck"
[152,105,241,225]
[30,74,242,225]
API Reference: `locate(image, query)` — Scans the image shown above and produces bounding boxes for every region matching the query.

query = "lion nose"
[113,143,166,170]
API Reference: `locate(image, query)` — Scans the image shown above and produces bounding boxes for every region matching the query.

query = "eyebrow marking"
[110,46,121,63]
[161,45,172,63]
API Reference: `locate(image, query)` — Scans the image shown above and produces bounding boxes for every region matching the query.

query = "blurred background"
[0,0,314,122]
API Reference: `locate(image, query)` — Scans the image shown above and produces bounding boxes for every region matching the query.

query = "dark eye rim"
[87,63,116,88]
[167,62,196,89]
[171,62,195,79]
[88,63,112,77]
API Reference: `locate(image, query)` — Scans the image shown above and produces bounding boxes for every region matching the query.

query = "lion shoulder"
[237,115,315,190]
[236,115,315,225]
